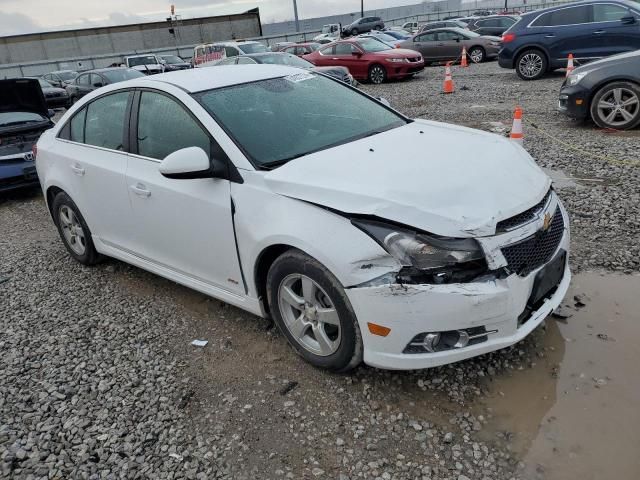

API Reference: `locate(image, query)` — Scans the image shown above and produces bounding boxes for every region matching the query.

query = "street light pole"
[361,0,364,17]
[293,0,300,32]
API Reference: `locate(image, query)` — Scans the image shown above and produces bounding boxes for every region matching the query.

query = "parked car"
[419,20,469,32]
[466,15,518,36]
[1,78,54,193]
[193,41,268,68]
[499,0,640,80]
[158,55,191,71]
[65,68,144,104]
[303,37,424,84]
[36,65,571,371]
[401,21,420,33]
[313,24,341,42]
[473,10,495,16]
[124,54,164,75]
[399,28,501,64]
[280,43,322,56]
[271,42,296,52]
[33,78,70,109]
[358,31,405,47]
[216,52,357,85]
[559,49,640,129]
[42,70,78,89]
[342,16,385,36]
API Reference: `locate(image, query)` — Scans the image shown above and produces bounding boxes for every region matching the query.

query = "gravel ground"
[1,61,639,479]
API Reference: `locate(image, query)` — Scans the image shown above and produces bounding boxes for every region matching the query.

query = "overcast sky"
[0,0,428,36]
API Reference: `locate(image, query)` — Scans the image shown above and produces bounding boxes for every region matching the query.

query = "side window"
[70,108,87,143]
[437,31,461,41]
[484,19,500,27]
[334,43,356,55]
[137,92,211,161]
[284,46,296,54]
[533,6,591,26]
[84,92,130,150]
[224,47,238,57]
[593,4,630,22]
[77,74,90,86]
[319,45,333,55]
[90,74,103,88]
[416,33,437,42]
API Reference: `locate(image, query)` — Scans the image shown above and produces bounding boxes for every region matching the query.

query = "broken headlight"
[353,219,488,284]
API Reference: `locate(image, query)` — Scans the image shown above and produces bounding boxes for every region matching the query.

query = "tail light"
[502,33,516,43]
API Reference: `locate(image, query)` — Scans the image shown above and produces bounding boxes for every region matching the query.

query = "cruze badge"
[542,212,552,232]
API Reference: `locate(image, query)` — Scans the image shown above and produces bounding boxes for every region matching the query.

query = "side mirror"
[47,109,55,118]
[159,147,217,180]
[455,37,461,42]
[93,82,103,88]
[621,16,636,24]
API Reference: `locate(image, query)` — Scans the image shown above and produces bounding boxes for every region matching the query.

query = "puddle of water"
[479,272,640,480]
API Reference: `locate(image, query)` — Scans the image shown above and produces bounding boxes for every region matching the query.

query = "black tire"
[590,81,640,130]
[351,28,359,35]
[515,49,548,81]
[266,249,363,372]
[52,192,102,265]
[468,46,485,63]
[374,25,382,31]
[368,64,387,84]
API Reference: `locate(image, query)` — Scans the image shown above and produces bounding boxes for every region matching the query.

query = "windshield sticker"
[284,72,315,83]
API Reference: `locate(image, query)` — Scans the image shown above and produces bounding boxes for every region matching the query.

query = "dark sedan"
[559,49,640,130]
[0,78,54,193]
[159,55,192,71]
[41,70,78,89]
[32,78,70,109]
[216,52,357,86]
[399,28,501,64]
[65,68,145,104]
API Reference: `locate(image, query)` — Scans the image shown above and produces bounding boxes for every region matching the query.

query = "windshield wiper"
[259,153,307,170]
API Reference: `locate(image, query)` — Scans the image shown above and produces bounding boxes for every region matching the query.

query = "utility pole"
[293,0,300,32]
[361,0,364,17]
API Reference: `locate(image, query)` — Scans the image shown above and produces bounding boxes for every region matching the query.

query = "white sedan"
[35,66,571,371]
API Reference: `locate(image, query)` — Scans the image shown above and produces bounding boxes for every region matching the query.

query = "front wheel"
[515,49,547,80]
[52,192,102,265]
[368,64,387,84]
[590,81,640,130]
[266,250,363,372]
[351,28,359,35]
[468,46,485,63]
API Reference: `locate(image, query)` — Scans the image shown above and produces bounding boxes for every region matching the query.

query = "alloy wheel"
[519,53,543,79]
[278,274,341,357]
[370,66,386,84]
[58,205,86,255]
[596,87,639,128]
[469,48,484,63]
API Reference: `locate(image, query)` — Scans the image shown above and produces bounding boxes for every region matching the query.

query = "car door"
[333,42,367,77]
[125,90,245,294]
[56,90,134,249]
[592,3,640,56]
[411,32,439,61]
[436,31,464,60]
[75,73,93,99]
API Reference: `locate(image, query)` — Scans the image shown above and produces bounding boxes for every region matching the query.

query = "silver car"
[399,28,501,64]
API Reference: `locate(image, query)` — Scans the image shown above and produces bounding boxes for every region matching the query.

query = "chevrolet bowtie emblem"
[542,212,552,231]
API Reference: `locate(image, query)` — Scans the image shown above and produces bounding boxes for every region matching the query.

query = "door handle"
[544,34,555,38]
[593,30,605,34]
[332,57,339,60]
[70,164,85,176]
[130,184,151,198]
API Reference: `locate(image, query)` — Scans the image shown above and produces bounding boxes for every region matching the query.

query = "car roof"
[140,65,305,93]
[422,27,468,34]
[78,67,136,74]
[522,0,636,17]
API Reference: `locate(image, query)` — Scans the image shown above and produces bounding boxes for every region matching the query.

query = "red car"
[303,37,424,84]
[280,42,322,57]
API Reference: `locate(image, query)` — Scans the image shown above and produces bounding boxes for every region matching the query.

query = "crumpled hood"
[264,120,550,238]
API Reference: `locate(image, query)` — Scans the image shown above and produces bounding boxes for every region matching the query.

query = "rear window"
[238,43,268,54]
[531,6,591,26]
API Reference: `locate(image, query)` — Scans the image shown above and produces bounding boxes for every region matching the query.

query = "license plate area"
[528,249,566,308]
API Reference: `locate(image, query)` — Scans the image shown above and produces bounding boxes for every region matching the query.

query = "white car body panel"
[36,65,570,370]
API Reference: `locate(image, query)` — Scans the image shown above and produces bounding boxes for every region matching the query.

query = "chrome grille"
[501,207,564,276]
[496,189,552,232]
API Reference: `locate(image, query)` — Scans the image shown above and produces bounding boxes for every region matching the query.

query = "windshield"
[238,43,268,54]
[356,37,392,52]
[384,31,409,40]
[0,112,48,127]
[369,32,397,42]
[128,56,158,67]
[102,69,145,83]
[257,54,314,68]
[57,71,77,80]
[195,74,406,168]
[161,55,184,64]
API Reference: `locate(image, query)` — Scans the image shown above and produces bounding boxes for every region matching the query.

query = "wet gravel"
[1,60,639,479]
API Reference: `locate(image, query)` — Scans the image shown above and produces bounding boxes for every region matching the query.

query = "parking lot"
[1,60,639,480]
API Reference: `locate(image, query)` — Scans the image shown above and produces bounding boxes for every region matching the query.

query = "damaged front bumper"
[346,204,571,370]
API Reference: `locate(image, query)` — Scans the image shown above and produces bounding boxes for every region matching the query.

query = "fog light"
[403,327,497,354]
[422,333,440,352]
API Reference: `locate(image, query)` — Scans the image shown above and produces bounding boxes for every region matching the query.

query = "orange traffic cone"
[566,53,575,78]
[443,62,454,94]
[461,46,468,68]
[510,106,524,144]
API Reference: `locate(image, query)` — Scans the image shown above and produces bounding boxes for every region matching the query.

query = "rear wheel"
[266,250,363,372]
[368,64,387,84]
[590,81,640,130]
[515,49,547,80]
[468,46,485,63]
